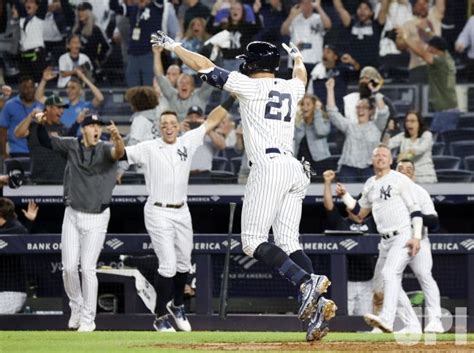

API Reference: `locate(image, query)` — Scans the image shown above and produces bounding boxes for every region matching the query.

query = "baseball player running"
[337,144,423,333]
[151,32,336,341]
[38,114,124,332]
[124,100,234,332]
[395,159,444,333]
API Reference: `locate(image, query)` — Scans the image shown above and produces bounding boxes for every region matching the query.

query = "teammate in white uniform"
[396,159,444,333]
[337,144,423,333]
[37,114,124,332]
[151,31,337,341]
[124,102,233,332]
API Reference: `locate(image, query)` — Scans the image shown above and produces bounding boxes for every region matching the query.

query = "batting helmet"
[236,41,280,76]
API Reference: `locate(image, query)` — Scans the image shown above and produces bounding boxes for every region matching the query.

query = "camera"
[385,29,397,42]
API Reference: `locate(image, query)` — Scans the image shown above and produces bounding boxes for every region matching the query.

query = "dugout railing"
[0,233,473,331]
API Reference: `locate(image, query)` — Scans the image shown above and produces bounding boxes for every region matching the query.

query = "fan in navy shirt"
[109,0,179,87]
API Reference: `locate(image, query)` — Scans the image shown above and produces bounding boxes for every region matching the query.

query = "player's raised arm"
[204,95,236,133]
[151,30,215,72]
[336,182,371,219]
[282,42,307,85]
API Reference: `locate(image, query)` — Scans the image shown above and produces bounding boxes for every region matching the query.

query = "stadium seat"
[433,156,461,170]
[120,171,145,184]
[212,157,230,172]
[464,156,474,172]
[99,89,132,117]
[440,128,474,145]
[221,147,242,160]
[450,141,474,161]
[210,170,235,184]
[457,116,474,129]
[432,142,445,156]
[230,157,242,175]
[436,169,473,183]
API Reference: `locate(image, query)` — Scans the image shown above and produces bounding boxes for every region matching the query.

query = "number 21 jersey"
[224,71,306,165]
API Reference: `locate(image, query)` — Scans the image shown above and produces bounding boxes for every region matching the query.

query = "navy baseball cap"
[81,114,105,127]
[324,44,339,57]
[428,36,448,51]
[187,105,203,116]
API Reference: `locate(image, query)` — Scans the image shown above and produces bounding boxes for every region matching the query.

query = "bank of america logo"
[232,255,258,269]
[461,239,474,251]
[106,238,124,250]
[339,239,359,250]
[222,238,240,250]
[0,240,8,249]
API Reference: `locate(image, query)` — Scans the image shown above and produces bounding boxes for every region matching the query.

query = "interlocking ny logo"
[339,239,359,251]
[106,238,124,250]
[380,185,392,200]
[0,239,8,249]
[177,146,188,161]
[460,239,474,251]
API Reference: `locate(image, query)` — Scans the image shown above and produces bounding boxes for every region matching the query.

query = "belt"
[381,230,399,240]
[154,202,184,209]
[249,148,291,167]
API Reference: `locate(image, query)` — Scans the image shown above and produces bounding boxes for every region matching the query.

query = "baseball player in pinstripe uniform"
[337,144,423,333]
[395,159,444,333]
[123,101,234,332]
[38,114,124,332]
[151,32,337,341]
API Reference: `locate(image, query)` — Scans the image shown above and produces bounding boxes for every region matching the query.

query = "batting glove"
[282,42,303,61]
[150,30,182,52]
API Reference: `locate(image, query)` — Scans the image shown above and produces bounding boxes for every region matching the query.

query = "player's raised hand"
[323,170,336,183]
[405,238,421,256]
[282,42,302,60]
[150,31,182,52]
[335,182,347,196]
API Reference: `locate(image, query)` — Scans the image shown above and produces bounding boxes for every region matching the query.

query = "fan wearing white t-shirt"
[281,0,332,72]
[58,35,93,88]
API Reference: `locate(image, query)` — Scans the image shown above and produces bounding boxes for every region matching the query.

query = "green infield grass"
[1,331,473,353]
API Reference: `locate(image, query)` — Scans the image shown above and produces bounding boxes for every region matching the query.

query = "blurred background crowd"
[0,0,473,184]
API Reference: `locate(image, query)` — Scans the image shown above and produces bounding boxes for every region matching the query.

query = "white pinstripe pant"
[376,227,419,329]
[144,202,193,278]
[61,206,110,325]
[241,155,310,257]
[373,236,441,325]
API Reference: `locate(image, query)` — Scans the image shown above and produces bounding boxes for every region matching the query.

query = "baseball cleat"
[424,319,444,333]
[364,313,392,333]
[68,311,81,329]
[298,274,331,321]
[306,297,337,342]
[166,301,192,332]
[77,321,96,332]
[153,314,177,332]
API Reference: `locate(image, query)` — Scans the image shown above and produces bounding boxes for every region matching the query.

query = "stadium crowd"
[0,0,472,184]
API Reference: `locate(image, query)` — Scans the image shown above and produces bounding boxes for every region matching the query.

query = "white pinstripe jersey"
[125,125,206,204]
[359,170,420,234]
[223,71,306,164]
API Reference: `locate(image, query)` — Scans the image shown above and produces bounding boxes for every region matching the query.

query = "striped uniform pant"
[241,155,310,257]
[61,206,110,325]
[375,227,420,330]
[373,236,441,325]
[144,202,193,278]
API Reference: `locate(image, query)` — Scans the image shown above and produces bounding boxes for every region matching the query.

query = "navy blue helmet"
[236,41,280,75]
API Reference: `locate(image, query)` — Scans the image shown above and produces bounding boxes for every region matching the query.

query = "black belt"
[249,148,289,167]
[381,230,399,240]
[154,202,184,209]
